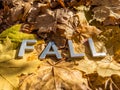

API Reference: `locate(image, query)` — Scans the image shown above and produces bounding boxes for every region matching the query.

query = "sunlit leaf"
[19,60,90,90]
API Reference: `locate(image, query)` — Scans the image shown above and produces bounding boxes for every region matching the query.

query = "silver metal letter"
[39,42,62,59]
[68,40,84,58]
[88,38,106,57]
[18,40,37,58]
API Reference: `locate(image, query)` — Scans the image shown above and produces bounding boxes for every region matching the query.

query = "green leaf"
[0,24,36,42]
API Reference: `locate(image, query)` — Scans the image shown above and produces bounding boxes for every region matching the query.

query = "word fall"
[18,38,106,59]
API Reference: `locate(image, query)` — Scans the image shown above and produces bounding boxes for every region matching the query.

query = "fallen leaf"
[19,60,90,90]
[72,11,101,43]
[86,72,108,89]
[97,25,120,63]
[86,73,120,90]
[22,2,32,21]
[91,0,120,25]
[0,37,41,90]
[72,37,120,77]
[10,0,23,22]
[0,24,36,48]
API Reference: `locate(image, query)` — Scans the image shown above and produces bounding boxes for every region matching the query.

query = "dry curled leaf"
[36,12,56,34]
[10,3,23,22]
[98,26,120,63]
[22,2,32,21]
[92,0,120,25]
[36,8,75,39]
[36,8,101,47]
[86,73,120,90]
[21,23,34,33]
[86,73,108,89]
[36,8,75,48]
[72,11,101,43]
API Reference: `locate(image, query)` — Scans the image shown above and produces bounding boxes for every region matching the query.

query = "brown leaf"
[110,74,120,89]
[21,23,35,33]
[98,26,120,63]
[86,73,120,90]
[92,0,120,25]
[104,74,120,90]
[72,11,101,43]
[19,60,90,90]
[10,4,23,22]
[57,0,66,8]
[68,0,92,7]
[36,13,56,33]
[86,73,107,89]
[36,8,75,48]
[91,0,120,6]
[47,31,67,49]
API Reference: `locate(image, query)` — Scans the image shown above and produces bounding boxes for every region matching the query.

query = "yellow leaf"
[0,38,42,90]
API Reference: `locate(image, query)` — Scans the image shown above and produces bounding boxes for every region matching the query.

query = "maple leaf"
[0,37,41,90]
[1,1,120,90]
[71,11,101,43]
[72,37,120,77]
[74,55,120,77]
[19,60,90,90]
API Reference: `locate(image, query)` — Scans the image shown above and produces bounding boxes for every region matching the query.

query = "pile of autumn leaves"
[0,0,120,90]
